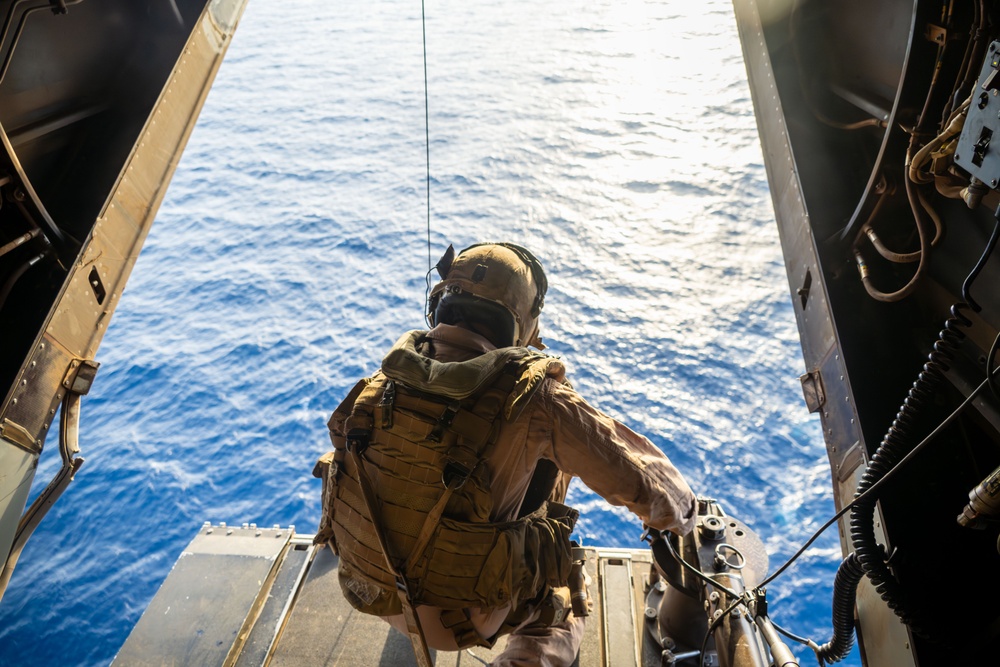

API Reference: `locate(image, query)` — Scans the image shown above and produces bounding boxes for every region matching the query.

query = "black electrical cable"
[657,529,819,658]
[658,366,1000,661]
[773,620,814,650]
[962,214,1000,313]
[941,0,976,124]
[0,250,45,310]
[760,364,1000,591]
[698,595,745,667]
[662,531,740,599]
[814,553,865,665]
[420,0,433,318]
[988,330,1000,401]
[846,207,1000,636]
[717,367,1000,665]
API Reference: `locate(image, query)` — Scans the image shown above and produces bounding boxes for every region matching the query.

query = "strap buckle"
[428,401,461,442]
[346,428,371,454]
[441,457,477,489]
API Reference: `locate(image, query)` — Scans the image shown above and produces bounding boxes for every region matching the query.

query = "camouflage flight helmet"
[428,242,548,349]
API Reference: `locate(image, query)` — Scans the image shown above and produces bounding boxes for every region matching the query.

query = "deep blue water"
[0,1,857,665]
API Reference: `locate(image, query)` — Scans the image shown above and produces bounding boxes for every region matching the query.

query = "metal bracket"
[61,358,99,395]
[799,370,826,413]
[924,24,947,45]
[0,418,39,454]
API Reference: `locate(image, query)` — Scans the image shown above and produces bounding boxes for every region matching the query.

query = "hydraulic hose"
[0,227,39,259]
[856,174,931,303]
[815,553,865,665]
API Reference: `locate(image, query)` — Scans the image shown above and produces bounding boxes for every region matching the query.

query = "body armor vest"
[313,331,578,645]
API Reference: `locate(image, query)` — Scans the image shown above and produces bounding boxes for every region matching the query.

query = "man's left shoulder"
[505,354,571,419]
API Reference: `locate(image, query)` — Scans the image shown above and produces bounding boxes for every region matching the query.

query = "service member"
[314,243,696,666]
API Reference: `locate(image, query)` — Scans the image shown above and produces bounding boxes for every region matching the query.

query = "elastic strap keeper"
[379,380,396,429]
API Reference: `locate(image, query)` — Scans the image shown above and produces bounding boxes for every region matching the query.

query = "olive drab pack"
[312,330,578,650]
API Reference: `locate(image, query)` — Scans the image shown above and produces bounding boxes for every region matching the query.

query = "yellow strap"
[404,485,455,573]
[398,586,434,667]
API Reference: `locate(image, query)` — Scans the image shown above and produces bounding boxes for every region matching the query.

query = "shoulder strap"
[345,428,434,667]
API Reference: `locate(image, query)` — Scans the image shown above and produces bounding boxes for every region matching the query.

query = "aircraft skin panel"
[731,0,916,665]
[734,0,1000,663]
[0,0,249,602]
[0,448,35,566]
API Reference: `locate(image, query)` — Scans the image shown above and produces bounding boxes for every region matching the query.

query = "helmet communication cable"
[421,0,433,318]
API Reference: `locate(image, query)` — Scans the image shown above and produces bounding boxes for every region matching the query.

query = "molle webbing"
[335,365,517,604]
[317,347,578,625]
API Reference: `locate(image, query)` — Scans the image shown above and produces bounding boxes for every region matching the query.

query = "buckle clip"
[346,428,371,454]
[428,402,461,442]
[441,458,476,489]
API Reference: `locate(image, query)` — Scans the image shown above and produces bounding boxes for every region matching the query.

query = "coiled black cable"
[815,553,865,664]
[849,302,970,635]
[961,214,1000,313]
[849,214,1000,637]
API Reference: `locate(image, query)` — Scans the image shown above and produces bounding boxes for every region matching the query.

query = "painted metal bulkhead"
[734,0,1000,664]
[0,0,248,600]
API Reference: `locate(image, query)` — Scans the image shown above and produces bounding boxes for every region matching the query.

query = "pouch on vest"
[312,378,368,550]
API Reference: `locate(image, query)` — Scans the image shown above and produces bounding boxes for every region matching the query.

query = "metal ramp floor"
[115,524,659,666]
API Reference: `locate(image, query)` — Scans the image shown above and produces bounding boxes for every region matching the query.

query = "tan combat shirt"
[421,323,697,532]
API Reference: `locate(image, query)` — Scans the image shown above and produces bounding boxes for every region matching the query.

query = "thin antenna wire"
[421,0,432,310]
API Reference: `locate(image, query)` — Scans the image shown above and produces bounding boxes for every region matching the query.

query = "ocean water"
[0,0,856,665]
